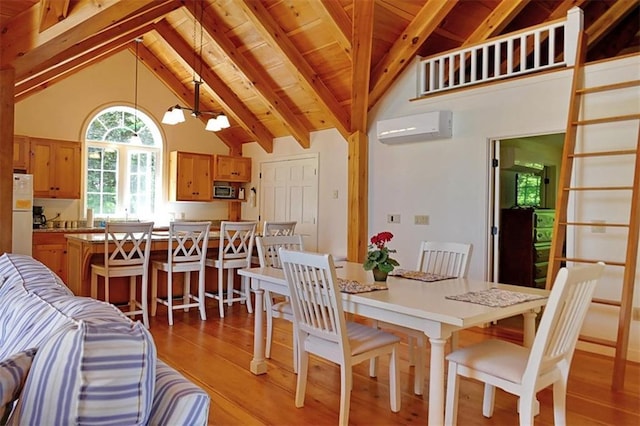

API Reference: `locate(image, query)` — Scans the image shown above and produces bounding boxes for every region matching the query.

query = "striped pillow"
[0,349,36,424]
[148,361,210,426]
[10,320,156,425]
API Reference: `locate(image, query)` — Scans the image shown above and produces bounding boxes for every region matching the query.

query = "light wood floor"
[147,302,640,426]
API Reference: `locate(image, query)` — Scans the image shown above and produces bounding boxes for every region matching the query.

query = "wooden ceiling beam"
[39,0,70,33]
[184,2,310,149]
[316,0,352,60]
[237,0,351,141]
[586,0,638,48]
[15,0,179,83]
[464,0,530,44]
[155,19,274,153]
[368,0,457,110]
[14,23,153,101]
[350,0,373,133]
[1,0,165,73]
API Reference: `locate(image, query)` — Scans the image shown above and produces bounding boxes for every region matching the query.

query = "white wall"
[242,130,349,258]
[368,54,640,360]
[15,50,231,224]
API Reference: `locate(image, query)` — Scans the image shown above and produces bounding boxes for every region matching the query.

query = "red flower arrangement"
[363,231,399,274]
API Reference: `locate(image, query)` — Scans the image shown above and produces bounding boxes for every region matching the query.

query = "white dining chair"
[205,221,257,318]
[90,221,154,328]
[444,262,604,425]
[150,221,210,326]
[255,234,304,371]
[371,240,472,395]
[279,248,401,426]
[263,220,297,236]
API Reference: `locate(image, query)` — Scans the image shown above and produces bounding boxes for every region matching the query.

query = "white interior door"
[260,157,318,250]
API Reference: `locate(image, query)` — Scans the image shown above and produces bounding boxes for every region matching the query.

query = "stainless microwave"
[213,185,236,199]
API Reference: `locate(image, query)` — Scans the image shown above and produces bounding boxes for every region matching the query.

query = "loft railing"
[417,7,583,97]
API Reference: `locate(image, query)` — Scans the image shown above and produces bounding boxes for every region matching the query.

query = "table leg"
[428,337,447,426]
[250,285,268,375]
[522,310,537,348]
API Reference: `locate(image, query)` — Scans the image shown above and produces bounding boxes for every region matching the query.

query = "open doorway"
[489,133,564,287]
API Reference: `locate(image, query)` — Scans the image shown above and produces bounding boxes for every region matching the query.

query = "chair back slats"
[263,221,297,236]
[523,262,604,382]
[256,234,304,268]
[103,222,154,267]
[219,221,257,263]
[280,249,345,345]
[168,222,211,266]
[416,241,472,278]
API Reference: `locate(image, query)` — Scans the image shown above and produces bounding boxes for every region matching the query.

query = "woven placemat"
[389,269,455,282]
[336,278,388,294]
[445,288,547,307]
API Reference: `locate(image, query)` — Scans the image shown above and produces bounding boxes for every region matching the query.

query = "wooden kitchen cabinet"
[214,155,251,182]
[13,135,30,172]
[30,137,81,199]
[169,151,213,201]
[32,232,68,283]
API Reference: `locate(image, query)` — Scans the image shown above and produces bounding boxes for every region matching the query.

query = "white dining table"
[238,262,549,426]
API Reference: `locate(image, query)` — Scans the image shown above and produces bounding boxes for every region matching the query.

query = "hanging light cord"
[134,38,140,135]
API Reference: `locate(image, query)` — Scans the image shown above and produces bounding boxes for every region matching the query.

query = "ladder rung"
[562,221,630,228]
[570,149,638,158]
[554,256,626,267]
[574,114,640,126]
[563,186,633,191]
[576,80,640,94]
[592,298,622,307]
[579,334,617,348]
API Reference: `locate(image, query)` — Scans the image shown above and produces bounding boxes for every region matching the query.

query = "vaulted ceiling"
[1,0,638,154]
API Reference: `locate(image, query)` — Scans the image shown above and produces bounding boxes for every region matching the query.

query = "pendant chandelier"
[161,0,229,132]
[130,38,142,144]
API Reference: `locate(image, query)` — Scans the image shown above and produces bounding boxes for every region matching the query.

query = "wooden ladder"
[546,33,640,391]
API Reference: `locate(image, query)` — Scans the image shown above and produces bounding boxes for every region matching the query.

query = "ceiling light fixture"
[161,0,229,132]
[130,37,143,144]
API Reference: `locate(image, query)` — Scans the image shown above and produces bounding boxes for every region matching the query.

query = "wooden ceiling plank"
[586,0,638,48]
[368,0,458,110]
[316,0,352,60]
[16,0,180,83]
[464,0,531,44]
[15,24,153,100]
[237,0,351,141]
[351,0,373,133]
[2,0,161,73]
[155,19,274,153]
[184,2,310,149]
[39,0,70,33]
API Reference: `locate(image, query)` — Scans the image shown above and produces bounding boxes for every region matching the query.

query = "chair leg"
[338,363,352,426]
[389,345,400,412]
[218,267,225,318]
[140,275,149,329]
[369,357,378,378]
[444,361,460,426]
[414,335,425,395]
[104,276,110,302]
[408,336,417,366]
[552,375,568,425]
[517,392,536,426]
[227,269,234,306]
[167,270,174,326]
[292,324,298,374]
[482,383,496,418]
[198,270,207,321]
[129,276,137,313]
[151,267,158,317]
[295,348,309,408]
[183,272,191,312]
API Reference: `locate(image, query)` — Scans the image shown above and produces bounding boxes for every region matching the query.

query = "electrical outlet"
[414,215,429,225]
[332,190,339,199]
[387,214,401,224]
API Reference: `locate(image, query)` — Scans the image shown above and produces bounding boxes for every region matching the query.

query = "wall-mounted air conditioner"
[377,111,452,144]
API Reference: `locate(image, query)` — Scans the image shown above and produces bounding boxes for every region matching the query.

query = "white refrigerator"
[12,174,33,256]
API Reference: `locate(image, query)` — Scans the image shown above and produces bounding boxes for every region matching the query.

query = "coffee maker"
[33,206,47,229]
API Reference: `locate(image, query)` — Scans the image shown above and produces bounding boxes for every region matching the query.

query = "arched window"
[85,106,162,219]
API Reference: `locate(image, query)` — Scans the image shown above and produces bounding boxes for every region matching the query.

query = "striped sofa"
[0,253,210,425]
